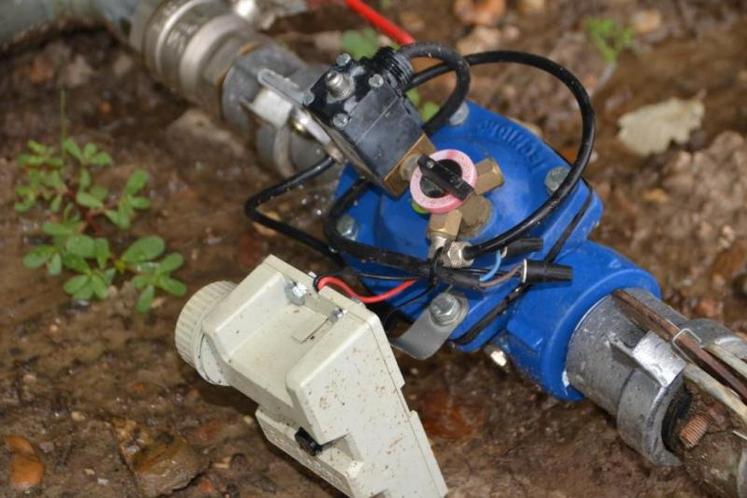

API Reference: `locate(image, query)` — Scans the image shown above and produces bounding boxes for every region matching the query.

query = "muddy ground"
[1,0,747,497]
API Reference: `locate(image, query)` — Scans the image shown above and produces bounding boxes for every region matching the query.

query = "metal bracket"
[392,294,468,359]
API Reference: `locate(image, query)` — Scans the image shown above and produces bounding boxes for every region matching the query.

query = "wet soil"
[1,1,747,497]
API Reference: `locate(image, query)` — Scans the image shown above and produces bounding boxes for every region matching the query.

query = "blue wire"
[479,252,503,282]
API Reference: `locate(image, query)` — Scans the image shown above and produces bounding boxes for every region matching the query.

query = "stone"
[5,435,44,491]
[453,0,506,26]
[113,418,207,498]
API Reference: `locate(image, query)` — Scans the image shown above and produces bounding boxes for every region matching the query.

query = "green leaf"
[90,273,108,299]
[124,169,149,195]
[340,28,381,60]
[63,138,84,162]
[65,235,96,258]
[50,194,63,213]
[90,151,112,166]
[121,236,165,263]
[158,253,184,273]
[27,140,48,155]
[94,238,110,269]
[62,253,90,273]
[104,209,127,229]
[157,275,187,296]
[406,89,422,107]
[43,222,75,236]
[79,168,92,190]
[420,101,440,121]
[136,285,155,313]
[23,246,54,269]
[129,196,150,210]
[73,283,94,301]
[89,185,108,201]
[76,191,104,209]
[15,198,36,213]
[47,253,62,275]
[63,275,89,295]
[131,274,151,289]
[83,143,97,160]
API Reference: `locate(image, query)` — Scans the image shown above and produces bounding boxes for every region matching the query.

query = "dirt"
[1,1,746,497]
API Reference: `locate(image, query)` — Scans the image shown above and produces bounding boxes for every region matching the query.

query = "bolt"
[325,71,354,99]
[336,214,359,240]
[429,293,462,326]
[286,281,308,306]
[545,166,569,193]
[336,52,352,66]
[332,113,349,129]
[369,74,384,88]
[449,102,470,126]
[302,91,315,106]
[679,413,710,449]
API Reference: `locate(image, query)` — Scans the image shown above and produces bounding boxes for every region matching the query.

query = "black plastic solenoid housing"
[305,48,427,195]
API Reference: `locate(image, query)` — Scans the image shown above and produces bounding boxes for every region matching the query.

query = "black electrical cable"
[324,178,486,289]
[244,156,341,263]
[398,42,471,135]
[452,186,594,346]
[407,50,596,260]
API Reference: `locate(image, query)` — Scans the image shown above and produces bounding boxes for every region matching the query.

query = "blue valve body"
[335,103,660,400]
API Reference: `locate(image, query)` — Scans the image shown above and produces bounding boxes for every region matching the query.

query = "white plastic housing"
[175,255,447,498]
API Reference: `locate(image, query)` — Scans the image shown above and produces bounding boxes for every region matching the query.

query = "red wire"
[343,0,416,46]
[317,276,417,304]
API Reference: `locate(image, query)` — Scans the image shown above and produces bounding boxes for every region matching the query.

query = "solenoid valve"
[175,255,447,498]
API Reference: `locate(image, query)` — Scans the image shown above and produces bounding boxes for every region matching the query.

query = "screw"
[302,91,315,106]
[333,113,349,129]
[336,53,352,66]
[545,166,569,193]
[449,102,470,126]
[336,214,359,240]
[369,74,384,88]
[286,282,308,306]
[679,413,710,449]
[429,293,462,326]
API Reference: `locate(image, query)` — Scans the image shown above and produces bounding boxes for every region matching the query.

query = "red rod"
[343,0,416,45]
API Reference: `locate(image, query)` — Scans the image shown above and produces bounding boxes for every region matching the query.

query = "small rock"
[631,9,662,36]
[694,297,721,318]
[453,0,506,26]
[457,26,502,54]
[517,0,545,15]
[71,411,86,422]
[112,53,134,78]
[642,188,669,204]
[113,418,207,498]
[617,97,705,155]
[312,31,342,55]
[399,11,426,33]
[27,54,56,85]
[61,54,94,88]
[5,436,44,491]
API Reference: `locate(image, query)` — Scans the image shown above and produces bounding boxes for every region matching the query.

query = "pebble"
[113,418,207,498]
[5,436,44,491]
[112,53,134,78]
[631,9,662,35]
[517,0,546,15]
[457,26,502,54]
[71,410,86,422]
[453,0,506,26]
[61,54,94,88]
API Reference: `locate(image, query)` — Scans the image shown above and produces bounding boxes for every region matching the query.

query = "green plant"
[585,17,635,64]
[16,99,186,312]
[340,28,440,120]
